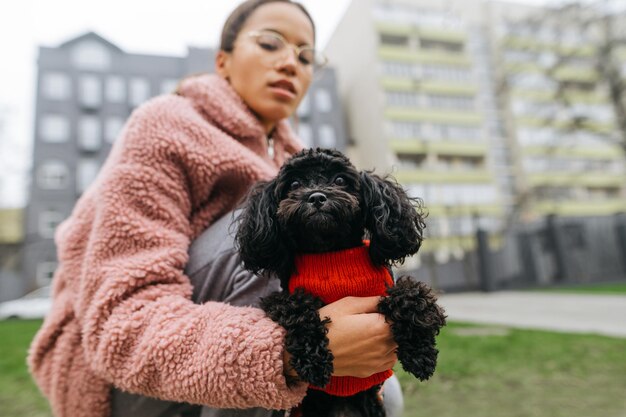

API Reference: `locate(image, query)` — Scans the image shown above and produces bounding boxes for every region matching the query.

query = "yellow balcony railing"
[418,28,467,43]
[381,77,478,95]
[0,208,24,243]
[504,63,598,83]
[378,46,471,66]
[528,173,626,187]
[510,88,608,104]
[395,169,493,184]
[515,116,614,134]
[425,204,504,217]
[390,140,488,156]
[534,199,626,216]
[502,37,595,57]
[385,107,483,125]
[523,145,624,160]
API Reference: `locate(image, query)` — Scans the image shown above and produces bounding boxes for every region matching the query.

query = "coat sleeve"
[71,98,307,410]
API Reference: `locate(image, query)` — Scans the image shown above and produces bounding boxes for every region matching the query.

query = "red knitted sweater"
[289,243,394,397]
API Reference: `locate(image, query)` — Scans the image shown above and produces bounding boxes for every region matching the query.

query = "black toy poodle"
[236,148,446,417]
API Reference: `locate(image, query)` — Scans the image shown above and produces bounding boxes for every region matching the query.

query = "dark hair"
[220,0,316,52]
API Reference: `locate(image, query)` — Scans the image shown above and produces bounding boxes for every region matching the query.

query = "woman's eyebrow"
[259,27,313,47]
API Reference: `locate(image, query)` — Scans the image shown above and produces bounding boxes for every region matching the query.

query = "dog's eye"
[290,181,301,190]
[334,176,346,186]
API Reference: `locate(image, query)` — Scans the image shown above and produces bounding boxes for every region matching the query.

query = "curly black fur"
[260,289,334,387]
[236,148,428,283]
[359,172,426,267]
[301,386,386,417]
[235,148,445,417]
[378,276,447,381]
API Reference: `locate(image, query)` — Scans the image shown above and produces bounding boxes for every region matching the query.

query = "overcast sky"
[0,0,570,207]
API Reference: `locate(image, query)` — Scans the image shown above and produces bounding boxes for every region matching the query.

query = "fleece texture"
[289,243,394,396]
[27,74,307,417]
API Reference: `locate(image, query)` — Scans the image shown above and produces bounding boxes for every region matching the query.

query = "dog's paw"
[261,289,333,387]
[378,276,447,381]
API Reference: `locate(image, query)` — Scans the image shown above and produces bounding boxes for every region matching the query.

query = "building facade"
[325,0,626,267]
[22,32,346,292]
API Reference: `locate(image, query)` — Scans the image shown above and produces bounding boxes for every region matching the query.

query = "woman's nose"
[275,48,298,73]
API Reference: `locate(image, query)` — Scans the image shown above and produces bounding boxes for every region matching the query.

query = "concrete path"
[438,291,626,338]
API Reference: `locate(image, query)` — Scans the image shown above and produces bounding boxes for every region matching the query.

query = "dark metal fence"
[409,213,626,292]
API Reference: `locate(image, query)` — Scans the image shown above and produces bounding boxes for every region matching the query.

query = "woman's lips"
[268,80,297,100]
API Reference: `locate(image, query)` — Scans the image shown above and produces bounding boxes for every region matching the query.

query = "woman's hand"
[319,296,398,378]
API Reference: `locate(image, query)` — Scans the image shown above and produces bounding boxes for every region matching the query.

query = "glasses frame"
[245,30,328,72]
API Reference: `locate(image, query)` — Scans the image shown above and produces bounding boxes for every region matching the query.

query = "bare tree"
[503,1,625,155]
[495,1,626,227]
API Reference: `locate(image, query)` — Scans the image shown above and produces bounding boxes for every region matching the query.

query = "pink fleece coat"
[28,74,307,417]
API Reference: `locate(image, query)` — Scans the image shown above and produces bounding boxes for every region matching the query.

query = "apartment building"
[22,31,346,291]
[490,1,626,218]
[325,0,626,264]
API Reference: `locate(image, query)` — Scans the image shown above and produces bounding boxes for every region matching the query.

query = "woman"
[28,1,399,417]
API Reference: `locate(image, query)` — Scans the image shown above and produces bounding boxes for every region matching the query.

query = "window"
[77,158,100,193]
[129,78,150,107]
[420,39,463,53]
[422,64,472,83]
[42,72,71,100]
[397,154,426,169]
[71,40,111,70]
[426,94,475,110]
[38,161,69,189]
[79,75,102,108]
[39,209,65,239]
[318,125,337,148]
[297,122,313,147]
[78,116,101,151]
[386,91,420,107]
[315,89,333,112]
[390,121,421,139]
[160,78,179,95]
[40,115,70,143]
[380,33,409,47]
[105,117,125,143]
[106,76,126,103]
[36,262,58,286]
[382,61,415,78]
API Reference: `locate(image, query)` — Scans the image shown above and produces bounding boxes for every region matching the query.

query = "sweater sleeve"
[71,98,307,410]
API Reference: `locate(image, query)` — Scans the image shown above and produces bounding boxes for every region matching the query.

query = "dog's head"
[236,148,426,281]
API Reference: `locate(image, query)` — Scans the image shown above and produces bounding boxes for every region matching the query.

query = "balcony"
[378,46,471,66]
[528,173,625,187]
[395,169,492,184]
[381,76,478,95]
[385,107,483,125]
[534,199,626,216]
[523,145,623,160]
[390,140,488,157]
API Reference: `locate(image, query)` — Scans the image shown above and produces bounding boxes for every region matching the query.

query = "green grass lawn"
[1,320,625,417]
[396,323,626,417]
[0,320,51,417]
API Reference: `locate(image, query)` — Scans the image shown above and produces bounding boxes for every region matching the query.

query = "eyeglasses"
[246,30,328,71]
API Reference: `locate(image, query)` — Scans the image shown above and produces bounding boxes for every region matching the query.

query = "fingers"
[319,296,381,318]
[324,310,399,378]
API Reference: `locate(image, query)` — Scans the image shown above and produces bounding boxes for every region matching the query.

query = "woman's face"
[216,2,315,133]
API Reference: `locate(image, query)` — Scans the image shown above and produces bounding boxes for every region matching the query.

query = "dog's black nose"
[308,192,327,208]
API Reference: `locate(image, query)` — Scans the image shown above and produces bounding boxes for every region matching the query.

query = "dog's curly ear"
[360,171,426,266]
[235,179,293,280]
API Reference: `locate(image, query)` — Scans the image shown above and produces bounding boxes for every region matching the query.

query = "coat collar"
[176,73,303,167]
